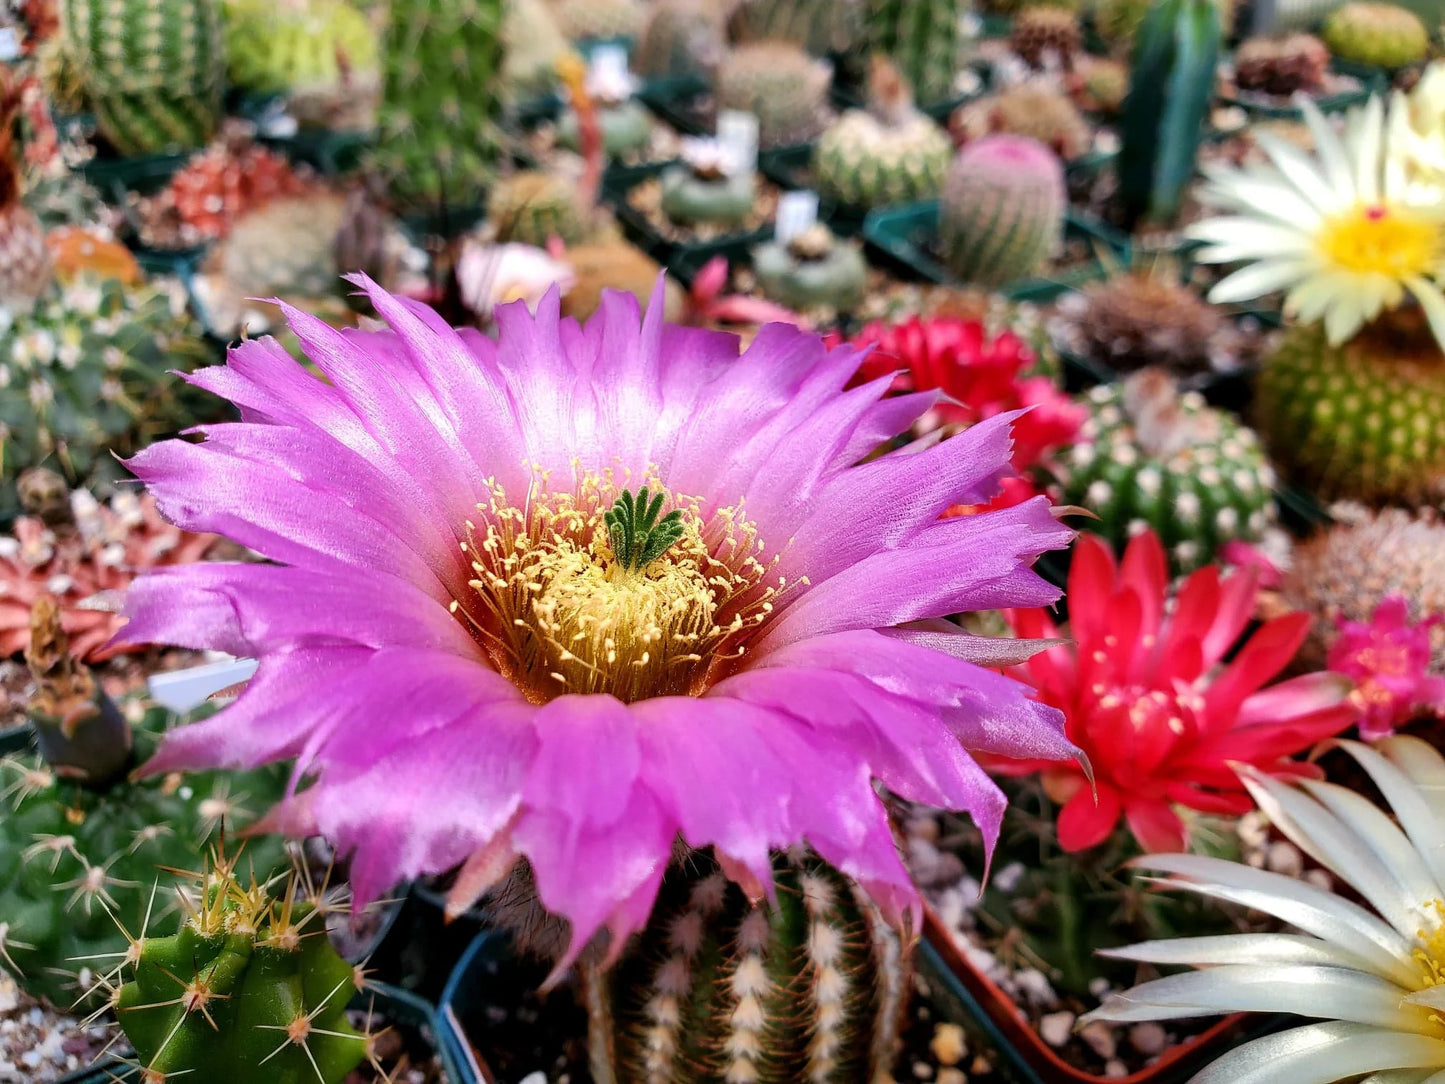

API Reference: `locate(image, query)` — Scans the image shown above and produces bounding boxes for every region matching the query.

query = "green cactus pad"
[595,850,908,1083]
[114,849,368,1084]
[1059,370,1276,573]
[1255,321,1445,505]
[0,702,288,1008]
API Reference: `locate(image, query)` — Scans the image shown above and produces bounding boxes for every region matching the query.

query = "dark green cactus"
[585,850,909,1084]
[114,846,369,1084]
[373,0,507,214]
[0,598,288,1008]
[1117,0,1221,226]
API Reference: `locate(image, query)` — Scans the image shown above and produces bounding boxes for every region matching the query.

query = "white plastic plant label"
[775,190,821,245]
[149,657,259,713]
[717,110,760,176]
[0,27,20,61]
[590,44,631,85]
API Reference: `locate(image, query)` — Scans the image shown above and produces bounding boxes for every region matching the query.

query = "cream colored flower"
[1083,736,1445,1084]
[1188,95,1445,349]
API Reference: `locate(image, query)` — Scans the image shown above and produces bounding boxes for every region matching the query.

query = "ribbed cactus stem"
[25,596,132,786]
[939,135,1065,287]
[593,851,908,1083]
[114,846,370,1084]
[865,0,967,105]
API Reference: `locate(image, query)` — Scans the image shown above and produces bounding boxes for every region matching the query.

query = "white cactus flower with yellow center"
[1187,94,1445,349]
[1083,736,1445,1084]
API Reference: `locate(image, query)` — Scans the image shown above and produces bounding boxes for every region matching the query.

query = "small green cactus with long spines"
[939,135,1066,287]
[113,845,371,1084]
[373,0,506,213]
[0,598,288,1008]
[589,850,909,1083]
[1058,369,1276,573]
[1323,1,1429,66]
[1255,320,1445,505]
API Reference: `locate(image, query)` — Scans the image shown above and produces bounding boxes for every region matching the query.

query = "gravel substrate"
[0,971,113,1083]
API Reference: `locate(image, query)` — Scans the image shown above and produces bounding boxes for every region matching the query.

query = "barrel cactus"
[57,0,225,154]
[865,0,969,106]
[1322,1,1429,67]
[222,0,379,97]
[1058,368,1276,573]
[114,846,368,1083]
[634,0,727,79]
[552,0,646,41]
[1232,32,1330,95]
[0,598,288,1008]
[752,223,869,312]
[939,135,1066,287]
[728,0,868,61]
[1011,5,1083,68]
[716,42,834,150]
[952,82,1092,160]
[586,851,908,1084]
[812,56,952,209]
[1255,319,1445,505]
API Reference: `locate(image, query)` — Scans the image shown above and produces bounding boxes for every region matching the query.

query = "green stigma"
[605,487,686,571]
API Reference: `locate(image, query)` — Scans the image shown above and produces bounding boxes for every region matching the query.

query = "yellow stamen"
[1318,204,1443,280]
[454,466,795,703]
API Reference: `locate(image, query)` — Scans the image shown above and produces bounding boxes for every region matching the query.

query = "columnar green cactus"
[938,135,1066,287]
[590,851,908,1083]
[0,276,214,521]
[0,598,288,1008]
[1255,320,1445,504]
[1059,369,1276,573]
[1117,0,1221,226]
[114,847,368,1084]
[865,0,969,106]
[57,0,225,154]
[812,57,952,209]
[373,0,506,213]
[1323,1,1429,67]
[488,171,589,245]
[716,42,834,150]
[223,0,379,97]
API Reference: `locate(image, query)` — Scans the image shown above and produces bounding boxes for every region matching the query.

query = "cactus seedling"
[112,843,376,1084]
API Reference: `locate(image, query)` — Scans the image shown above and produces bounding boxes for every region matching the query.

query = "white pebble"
[1040,1011,1075,1047]
[518,1074,548,1084]
[1079,1021,1117,1059]
[1130,1022,1168,1056]
[1104,1059,1128,1077]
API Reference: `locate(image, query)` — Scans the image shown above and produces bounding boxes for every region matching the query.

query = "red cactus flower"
[841,316,1085,486]
[1328,595,1445,741]
[994,529,1359,853]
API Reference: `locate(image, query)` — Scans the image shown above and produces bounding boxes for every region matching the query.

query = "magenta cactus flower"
[118,276,1075,963]
[1328,595,1445,740]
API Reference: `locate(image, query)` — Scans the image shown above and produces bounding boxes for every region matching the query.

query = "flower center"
[1318,205,1442,280]
[456,469,793,704]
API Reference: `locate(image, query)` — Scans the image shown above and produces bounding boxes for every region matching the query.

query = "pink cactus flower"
[1328,595,1445,741]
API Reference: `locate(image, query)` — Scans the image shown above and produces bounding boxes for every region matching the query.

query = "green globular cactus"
[1117,0,1221,227]
[813,58,951,209]
[114,847,368,1084]
[634,0,727,79]
[373,0,506,214]
[716,42,834,150]
[58,0,226,154]
[223,0,379,97]
[938,135,1066,288]
[0,276,214,521]
[0,598,288,1008]
[865,0,969,106]
[552,0,646,41]
[1254,320,1445,505]
[1323,1,1429,67]
[753,224,869,312]
[488,171,589,245]
[1059,369,1276,573]
[588,850,909,1084]
[558,100,653,158]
